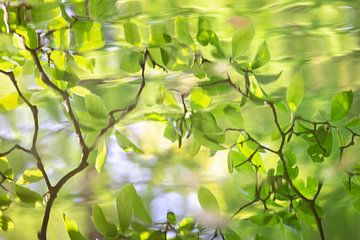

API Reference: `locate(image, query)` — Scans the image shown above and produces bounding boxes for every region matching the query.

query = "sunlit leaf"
[95,142,107,173]
[85,93,108,119]
[286,74,304,112]
[15,185,43,204]
[62,214,88,240]
[190,88,211,110]
[124,22,141,46]
[197,186,220,213]
[92,204,118,237]
[115,130,144,154]
[331,90,353,121]
[16,168,43,185]
[117,184,134,232]
[232,23,255,58]
[252,42,270,69]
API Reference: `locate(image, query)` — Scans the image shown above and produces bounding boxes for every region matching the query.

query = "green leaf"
[15,185,43,204]
[197,186,220,213]
[95,142,107,173]
[0,192,12,209]
[117,184,134,232]
[167,211,177,225]
[72,21,104,52]
[331,90,353,121]
[224,228,242,240]
[62,214,87,240]
[188,138,201,157]
[115,130,144,154]
[0,212,14,231]
[150,23,167,46]
[92,204,118,237]
[16,167,43,185]
[190,88,211,110]
[0,92,22,111]
[347,117,360,127]
[123,22,141,46]
[176,17,193,45]
[254,71,282,85]
[120,51,142,73]
[85,93,108,119]
[252,42,270,69]
[223,105,243,128]
[88,0,117,22]
[227,150,234,173]
[286,74,304,112]
[232,24,255,58]
[126,184,152,224]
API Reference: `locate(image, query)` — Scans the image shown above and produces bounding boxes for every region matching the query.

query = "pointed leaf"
[197,186,220,213]
[286,74,304,112]
[331,90,353,121]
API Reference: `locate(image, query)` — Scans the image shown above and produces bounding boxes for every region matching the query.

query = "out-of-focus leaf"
[254,71,282,84]
[117,183,134,232]
[224,228,242,240]
[176,17,193,45]
[115,130,144,154]
[197,186,220,213]
[88,0,118,22]
[252,42,270,69]
[16,168,43,185]
[167,211,177,225]
[15,185,43,204]
[223,105,243,128]
[62,214,88,240]
[286,74,304,112]
[331,90,353,121]
[95,142,107,173]
[85,93,108,119]
[92,204,118,237]
[232,23,255,58]
[0,213,14,231]
[190,88,211,110]
[120,51,142,72]
[72,21,104,52]
[0,92,22,111]
[124,22,141,46]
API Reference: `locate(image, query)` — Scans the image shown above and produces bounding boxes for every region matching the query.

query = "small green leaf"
[95,142,107,173]
[188,138,201,157]
[197,186,220,213]
[224,228,242,240]
[286,74,304,112]
[227,150,234,173]
[123,22,141,46]
[254,71,282,85]
[85,93,108,119]
[175,17,193,45]
[0,192,12,208]
[115,130,143,154]
[252,42,270,69]
[331,90,353,121]
[167,211,177,225]
[16,168,43,185]
[232,24,255,58]
[117,184,134,232]
[92,204,118,237]
[62,214,88,240]
[120,52,142,73]
[15,185,43,204]
[190,88,211,110]
[223,105,243,128]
